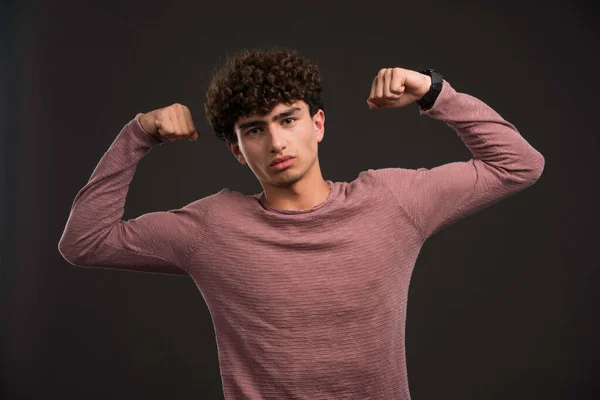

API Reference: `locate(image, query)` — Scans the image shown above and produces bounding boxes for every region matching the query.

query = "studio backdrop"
[2,0,598,399]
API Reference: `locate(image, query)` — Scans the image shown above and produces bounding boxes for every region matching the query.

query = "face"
[227,100,325,189]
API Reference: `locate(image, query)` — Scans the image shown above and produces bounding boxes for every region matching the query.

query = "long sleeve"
[372,79,545,241]
[58,114,215,275]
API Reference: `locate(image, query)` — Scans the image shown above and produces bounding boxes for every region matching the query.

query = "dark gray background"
[2,0,598,399]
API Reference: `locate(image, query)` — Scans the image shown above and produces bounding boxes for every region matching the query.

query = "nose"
[267,125,287,153]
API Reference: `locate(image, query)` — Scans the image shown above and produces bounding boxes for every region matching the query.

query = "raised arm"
[58,105,211,275]
[366,68,545,241]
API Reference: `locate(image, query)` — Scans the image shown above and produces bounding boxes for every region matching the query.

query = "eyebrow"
[238,107,302,131]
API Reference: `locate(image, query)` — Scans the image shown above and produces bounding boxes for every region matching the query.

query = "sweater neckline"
[255,180,335,215]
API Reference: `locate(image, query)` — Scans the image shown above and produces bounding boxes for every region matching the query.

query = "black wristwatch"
[416,69,443,111]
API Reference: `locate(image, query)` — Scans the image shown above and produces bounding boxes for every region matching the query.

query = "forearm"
[420,80,545,183]
[58,115,162,263]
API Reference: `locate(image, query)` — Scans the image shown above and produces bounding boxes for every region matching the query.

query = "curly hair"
[204,48,324,144]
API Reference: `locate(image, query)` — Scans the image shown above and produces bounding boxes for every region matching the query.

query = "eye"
[283,117,296,125]
[246,127,262,135]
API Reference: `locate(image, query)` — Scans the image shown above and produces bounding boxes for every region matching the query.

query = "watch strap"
[416,69,443,111]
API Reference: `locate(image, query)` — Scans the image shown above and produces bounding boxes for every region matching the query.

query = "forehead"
[235,100,307,126]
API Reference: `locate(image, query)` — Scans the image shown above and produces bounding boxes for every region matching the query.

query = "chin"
[272,170,304,188]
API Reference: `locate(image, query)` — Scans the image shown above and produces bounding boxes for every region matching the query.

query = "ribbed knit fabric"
[59,79,544,399]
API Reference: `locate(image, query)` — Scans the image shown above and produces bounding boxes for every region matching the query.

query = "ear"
[313,109,325,143]
[226,139,246,165]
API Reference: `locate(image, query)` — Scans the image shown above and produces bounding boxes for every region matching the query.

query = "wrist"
[415,69,443,111]
[416,74,432,101]
[139,113,162,141]
[139,113,155,134]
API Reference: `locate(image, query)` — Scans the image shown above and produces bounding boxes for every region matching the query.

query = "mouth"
[270,155,295,166]
[270,157,295,171]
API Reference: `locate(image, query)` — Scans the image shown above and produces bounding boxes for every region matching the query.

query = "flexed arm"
[58,105,212,275]
[366,68,545,240]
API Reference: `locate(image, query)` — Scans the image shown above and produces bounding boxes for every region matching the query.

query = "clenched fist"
[140,103,199,142]
[367,68,431,110]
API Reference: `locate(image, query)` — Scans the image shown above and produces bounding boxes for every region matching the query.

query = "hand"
[367,68,432,110]
[140,103,199,142]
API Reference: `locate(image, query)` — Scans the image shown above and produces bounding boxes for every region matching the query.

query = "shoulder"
[200,187,260,212]
[352,167,422,189]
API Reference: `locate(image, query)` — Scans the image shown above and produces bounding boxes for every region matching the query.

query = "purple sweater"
[59,79,544,399]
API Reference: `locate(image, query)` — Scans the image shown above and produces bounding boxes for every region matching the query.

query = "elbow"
[527,151,545,182]
[511,151,545,186]
[58,242,81,267]
[59,226,114,268]
[58,236,89,267]
[493,150,545,186]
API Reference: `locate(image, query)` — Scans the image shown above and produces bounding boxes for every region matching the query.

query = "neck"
[261,162,330,211]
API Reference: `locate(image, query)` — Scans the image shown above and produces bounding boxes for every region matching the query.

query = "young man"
[59,48,544,399]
